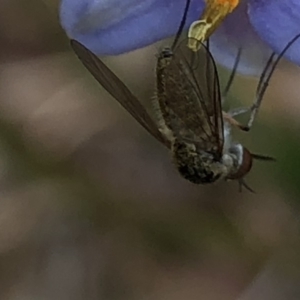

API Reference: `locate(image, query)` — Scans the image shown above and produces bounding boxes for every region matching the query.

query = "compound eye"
[226,146,253,180]
[230,147,253,180]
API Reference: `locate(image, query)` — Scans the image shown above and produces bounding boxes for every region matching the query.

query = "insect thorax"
[172,139,226,184]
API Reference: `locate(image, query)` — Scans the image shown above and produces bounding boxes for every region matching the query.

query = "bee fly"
[154,40,252,187]
[153,38,274,192]
[69,0,300,191]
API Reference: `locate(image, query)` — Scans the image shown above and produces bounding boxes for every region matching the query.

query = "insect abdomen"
[172,139,222,184]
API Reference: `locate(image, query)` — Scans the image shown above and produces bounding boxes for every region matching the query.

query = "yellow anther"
[188,0,239,51]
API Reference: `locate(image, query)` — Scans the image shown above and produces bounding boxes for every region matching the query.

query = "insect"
[69,0,300,191]
[152,38,277,191]
[188,0,239,51]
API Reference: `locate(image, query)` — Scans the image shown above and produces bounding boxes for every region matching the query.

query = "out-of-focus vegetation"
[0,1,300,299]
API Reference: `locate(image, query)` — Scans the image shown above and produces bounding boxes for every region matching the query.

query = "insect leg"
[226,52,276,131]
[247,99,264,130]
[238,178,255,193]
[222,47,242,105]
[246,33,300,130]
[226,106,250,117]
[246,53,277,129]
[222,111,249,131]
[221,48,250,131]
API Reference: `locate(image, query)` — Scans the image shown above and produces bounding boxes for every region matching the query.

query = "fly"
[69,0,300,191]
[153,38,271,191]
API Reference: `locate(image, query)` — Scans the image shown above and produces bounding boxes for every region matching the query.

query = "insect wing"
[156,38,224,159]
[70,39,170,148]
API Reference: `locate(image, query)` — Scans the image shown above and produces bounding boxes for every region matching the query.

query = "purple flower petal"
[248,0,300,66]
[60,0,300,75]
[60,0,204,55]
[209,1,273,76]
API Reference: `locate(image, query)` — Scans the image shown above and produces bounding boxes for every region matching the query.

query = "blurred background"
[0,1,300,299]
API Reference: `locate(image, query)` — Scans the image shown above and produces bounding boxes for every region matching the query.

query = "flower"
[60,0,300,75]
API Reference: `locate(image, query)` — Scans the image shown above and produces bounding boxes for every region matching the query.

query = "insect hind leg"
[226,101,268,132]
[222,110,250,132]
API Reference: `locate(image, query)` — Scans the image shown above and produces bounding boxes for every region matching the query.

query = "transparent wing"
[70,39,170,148]
[155,38,224,159]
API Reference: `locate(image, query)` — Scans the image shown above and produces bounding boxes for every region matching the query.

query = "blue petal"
[248,0,300,65]
[209,0,273,76]
[60,0,204,55]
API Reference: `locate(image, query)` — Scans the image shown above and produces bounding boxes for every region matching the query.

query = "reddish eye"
[228,147,253,180]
